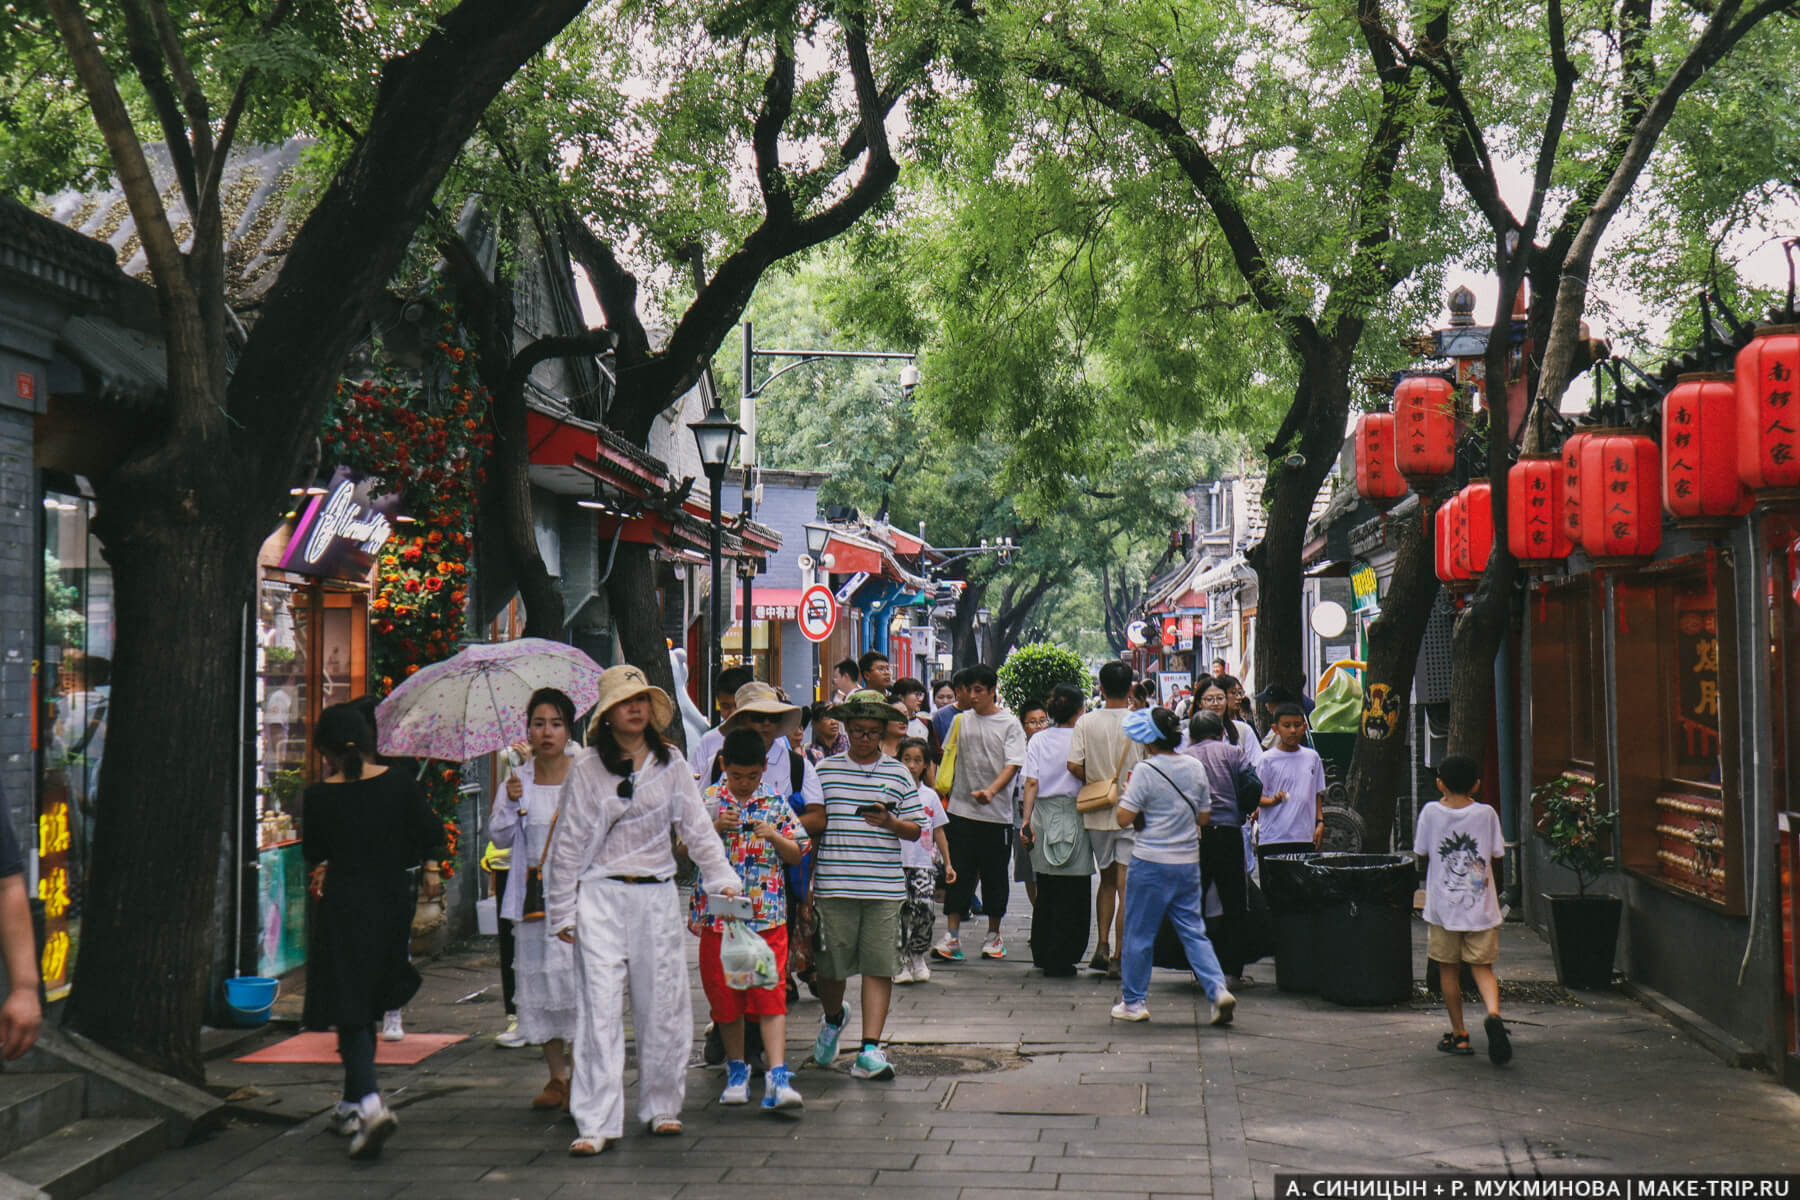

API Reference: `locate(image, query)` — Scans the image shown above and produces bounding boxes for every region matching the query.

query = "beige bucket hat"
[827,688,908,726]
[587,663,676,736]
[724,681,802,739]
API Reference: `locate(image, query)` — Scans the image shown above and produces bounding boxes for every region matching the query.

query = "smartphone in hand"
[705,894,756,921]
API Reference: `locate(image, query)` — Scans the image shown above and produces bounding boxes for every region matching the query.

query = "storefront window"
[38,485,113,1003]
[254,574,367,977]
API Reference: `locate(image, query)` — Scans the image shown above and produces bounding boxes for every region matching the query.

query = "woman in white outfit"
[546,665,741,1157]
[488,687,582,1111]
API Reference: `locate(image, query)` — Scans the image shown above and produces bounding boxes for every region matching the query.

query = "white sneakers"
[1209,989,1237,1027]
[893,959,915,985]
[379,1011,405,1042]
[911,953,931,982]
[347,1093,397,1159]
[495,1015,527,1048]
[1110,1000,1150,1022]
[980,932,1006,959]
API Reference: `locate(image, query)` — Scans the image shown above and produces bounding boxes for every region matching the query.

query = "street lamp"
[690,404,744,719]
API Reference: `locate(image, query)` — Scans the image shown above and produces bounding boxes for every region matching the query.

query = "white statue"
[667,644,710,750]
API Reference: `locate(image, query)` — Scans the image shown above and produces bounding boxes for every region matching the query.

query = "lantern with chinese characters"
[1353,413,1408,507]
[1454,481,1494,579]
[1433,491,1464,585]
[1735,324,1800,499]
[1663,371,1751,530]
[1394,374,1458,482]
[1577,429,1662,565]
[1560,429,1596,546]
[1508,453,1572,568]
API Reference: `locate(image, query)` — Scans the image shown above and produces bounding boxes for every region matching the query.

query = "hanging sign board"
[800,584,838,643]
[280,466,402,580]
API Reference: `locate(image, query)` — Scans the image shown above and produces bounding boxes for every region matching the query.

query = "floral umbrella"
[374,638,604,762]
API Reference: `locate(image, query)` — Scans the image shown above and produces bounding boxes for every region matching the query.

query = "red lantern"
[1560,429,1596,546]
[1508,453,1572,567]
[1433,491,1463,585]
[1663,371,1750,529]
[1394,374,1457,481]
[1735,323,1800,499]
[1353,413,1407,507]
[1454,481,1493,579]
[1577,429,1662,565]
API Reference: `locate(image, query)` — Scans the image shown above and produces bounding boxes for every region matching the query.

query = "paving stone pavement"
[93,881,1800,1199]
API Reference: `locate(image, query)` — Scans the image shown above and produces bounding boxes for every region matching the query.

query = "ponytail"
[314,703,376,780]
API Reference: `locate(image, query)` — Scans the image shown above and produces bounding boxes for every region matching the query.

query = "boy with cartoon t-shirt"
[1413,753,1511,1065]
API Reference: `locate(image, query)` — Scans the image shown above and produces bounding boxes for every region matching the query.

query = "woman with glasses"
[546,666,743,1157]
[1195,678,1261,769]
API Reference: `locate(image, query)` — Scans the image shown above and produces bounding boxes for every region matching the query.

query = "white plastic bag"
[719,920,780,991]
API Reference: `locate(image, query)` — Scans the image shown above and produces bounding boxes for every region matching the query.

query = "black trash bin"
[1312,852,1416,1006]
[1258,853,1328,994]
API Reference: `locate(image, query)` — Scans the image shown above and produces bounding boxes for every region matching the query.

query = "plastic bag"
[719,920,780,991]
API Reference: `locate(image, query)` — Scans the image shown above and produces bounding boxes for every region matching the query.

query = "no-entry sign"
[799,584,837,643]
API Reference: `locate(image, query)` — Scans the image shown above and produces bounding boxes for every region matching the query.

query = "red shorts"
[698,925,789,1022]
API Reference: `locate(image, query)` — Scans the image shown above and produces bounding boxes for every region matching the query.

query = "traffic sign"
[799,584,837,643]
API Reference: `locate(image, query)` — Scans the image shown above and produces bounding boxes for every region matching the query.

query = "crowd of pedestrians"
[303,647,1516,1162]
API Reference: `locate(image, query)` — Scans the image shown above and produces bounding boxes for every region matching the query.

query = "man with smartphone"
[804,691,925,1081]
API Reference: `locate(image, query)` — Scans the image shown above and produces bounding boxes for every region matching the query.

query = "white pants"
[569,878,692,1139]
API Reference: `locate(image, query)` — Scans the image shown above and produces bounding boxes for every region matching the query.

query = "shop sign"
[1350,560,1380,611]
[280,466,402,580]
[1674,593,1722,767]
[753,604,798,621]
[37,798,73,1001]
[1159,671,1191,703]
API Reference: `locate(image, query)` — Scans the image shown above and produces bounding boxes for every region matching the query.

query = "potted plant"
[1534,776,1622,989]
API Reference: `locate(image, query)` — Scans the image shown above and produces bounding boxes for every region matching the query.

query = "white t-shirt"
[946,708,1027,825]
[1117,754,1209,865]
[1413,799,1505,931]
[1068,706,1145,831]
[1255,745,1326,844]
[905,716,931,743]
[901,783,949,870]
[1023,725,1080,799]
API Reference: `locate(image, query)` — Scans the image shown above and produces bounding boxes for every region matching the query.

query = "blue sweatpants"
[1119,857,1228,1006]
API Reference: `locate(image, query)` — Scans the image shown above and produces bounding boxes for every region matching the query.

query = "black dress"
[301,769,441,1031]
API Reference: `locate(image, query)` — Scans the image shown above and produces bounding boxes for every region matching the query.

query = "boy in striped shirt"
[802,691,925,1080]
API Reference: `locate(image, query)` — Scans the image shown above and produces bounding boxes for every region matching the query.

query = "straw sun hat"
[588,664,676,734]
[724,682,803,739]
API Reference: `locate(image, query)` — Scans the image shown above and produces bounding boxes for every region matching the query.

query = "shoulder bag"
[934,714,962,798]
[518,804,561,923]
[1075,736,1131,813]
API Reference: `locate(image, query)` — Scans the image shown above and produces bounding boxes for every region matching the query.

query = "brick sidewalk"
[93,884,1800,1199]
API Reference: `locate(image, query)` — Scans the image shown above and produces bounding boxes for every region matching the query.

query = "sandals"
[568,1136,613,1157]
[1437,1031,1474,1056]
[1484,1014,1513,1066]
[648,1115,683,1136]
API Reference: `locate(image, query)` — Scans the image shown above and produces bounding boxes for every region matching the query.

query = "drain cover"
[1408,979,1582,1007]
[871,1045,1023,1077]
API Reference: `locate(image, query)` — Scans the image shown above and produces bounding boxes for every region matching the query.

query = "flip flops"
[1437,1031,1474,1056]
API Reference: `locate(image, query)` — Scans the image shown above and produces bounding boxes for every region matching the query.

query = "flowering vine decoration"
[321,292,492,874]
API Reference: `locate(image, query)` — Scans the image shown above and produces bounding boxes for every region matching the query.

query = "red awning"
[824,535,886,576]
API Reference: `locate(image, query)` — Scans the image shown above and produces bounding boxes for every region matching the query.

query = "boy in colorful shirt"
[689,730,810,1111]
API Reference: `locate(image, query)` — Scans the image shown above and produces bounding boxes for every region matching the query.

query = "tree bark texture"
[1347,486,1448,848]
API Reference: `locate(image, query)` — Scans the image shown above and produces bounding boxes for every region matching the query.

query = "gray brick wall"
[0,407,35,858]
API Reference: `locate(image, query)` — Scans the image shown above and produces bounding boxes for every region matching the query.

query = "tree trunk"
[603,541,685,752]
[487,376,564,639]
[948,579,985,667]
[1347,487,1447,848]
[66,452,259,1083]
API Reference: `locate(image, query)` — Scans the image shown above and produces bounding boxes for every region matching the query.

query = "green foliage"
[996,642,1090,715]
[42,552,85,647]
[1533,776,1617,898]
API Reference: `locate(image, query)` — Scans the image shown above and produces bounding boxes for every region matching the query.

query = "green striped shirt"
[810,753,926,901]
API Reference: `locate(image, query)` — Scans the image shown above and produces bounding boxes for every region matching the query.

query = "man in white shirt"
[1066,661,1143,978]
[858,650,894,694]
[692,665,755,775]
[933,665,1026,962]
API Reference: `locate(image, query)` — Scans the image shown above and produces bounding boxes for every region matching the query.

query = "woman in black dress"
[302,703,442,1159]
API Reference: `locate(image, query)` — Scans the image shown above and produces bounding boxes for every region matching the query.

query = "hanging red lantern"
[1577,429,1662,566]
[1394,374,1458,481]
[1454,481,1493,579]
[1353,413,1408,507]
[1663,371,1751,529]
[1508,453,1572,567]
[1433,490,1464,585]
[1735,323,1800,499]
[1560,429,1596,546]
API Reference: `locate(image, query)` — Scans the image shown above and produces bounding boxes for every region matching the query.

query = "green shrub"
[1533,776,1616,896]
[997,643,1091,715]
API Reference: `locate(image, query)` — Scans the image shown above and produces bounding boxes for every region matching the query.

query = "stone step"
[0,1077,82,1161]
[0,1118,164,1199]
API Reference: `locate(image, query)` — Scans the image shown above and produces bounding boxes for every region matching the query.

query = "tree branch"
[751,45,797,227]
[507,331,619,397]
[117,0,199,215]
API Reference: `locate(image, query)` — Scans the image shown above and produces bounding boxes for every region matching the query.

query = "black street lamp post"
[690,404,744,720]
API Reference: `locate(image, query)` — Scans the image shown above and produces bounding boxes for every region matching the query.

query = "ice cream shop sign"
[280,466,402,579]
